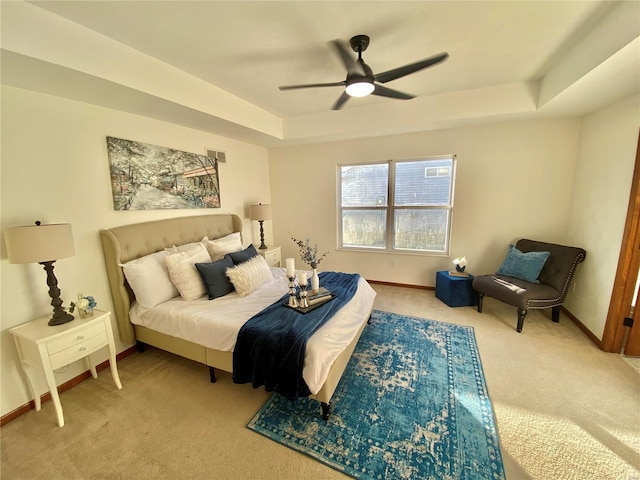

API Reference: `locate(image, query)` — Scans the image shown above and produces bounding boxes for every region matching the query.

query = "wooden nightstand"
[10,309,122,427]
[257,245,281,267]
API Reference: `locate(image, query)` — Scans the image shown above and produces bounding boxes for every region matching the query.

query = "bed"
[99,214,376,418]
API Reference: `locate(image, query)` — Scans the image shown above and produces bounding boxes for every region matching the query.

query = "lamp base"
[258,220,267,249]
[48,311,75,326]
[40,260,75,327]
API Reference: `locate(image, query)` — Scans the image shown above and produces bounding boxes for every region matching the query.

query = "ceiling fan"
[279,34,449,110]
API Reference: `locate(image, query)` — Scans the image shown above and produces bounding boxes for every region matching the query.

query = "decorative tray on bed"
[283,295,335,314]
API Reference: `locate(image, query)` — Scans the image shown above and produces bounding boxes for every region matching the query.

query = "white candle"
[298,271,308,286]
[286,258,295,277]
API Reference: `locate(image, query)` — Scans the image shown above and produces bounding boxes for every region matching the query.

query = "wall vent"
[206,149,226,163]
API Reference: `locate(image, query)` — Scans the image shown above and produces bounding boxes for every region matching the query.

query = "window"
[338,156,456,254]
[425,166,451,178]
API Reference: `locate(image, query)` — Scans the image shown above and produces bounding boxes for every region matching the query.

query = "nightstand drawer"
[49,332,108,369]
[258,246,281,267]
[47,322,106,355]
[263,249,280,266]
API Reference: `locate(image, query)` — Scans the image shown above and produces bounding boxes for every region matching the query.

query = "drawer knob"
[79,347,87,352]
[76,335,84,340]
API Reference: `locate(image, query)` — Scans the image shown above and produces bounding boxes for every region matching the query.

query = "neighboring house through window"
[338,156,456,254]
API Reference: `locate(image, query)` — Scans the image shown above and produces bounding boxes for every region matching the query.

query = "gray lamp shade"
[249,204,272,221]
[5,223,75,264]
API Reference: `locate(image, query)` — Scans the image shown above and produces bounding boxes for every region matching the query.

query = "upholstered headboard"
[100,214,243,343]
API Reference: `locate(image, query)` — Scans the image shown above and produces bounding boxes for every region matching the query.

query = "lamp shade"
[249,204,272,221]
[5,223,75,264]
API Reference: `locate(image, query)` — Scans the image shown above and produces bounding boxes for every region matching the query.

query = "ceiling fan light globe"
[346,81,374,97]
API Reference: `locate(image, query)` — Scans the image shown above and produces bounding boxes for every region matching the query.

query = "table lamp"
[5,221,76,326]
[249,203,272,250]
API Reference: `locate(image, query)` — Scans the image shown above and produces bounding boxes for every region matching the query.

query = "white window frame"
[337,155,456,255]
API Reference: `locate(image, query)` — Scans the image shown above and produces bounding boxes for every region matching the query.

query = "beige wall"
[270,118,581,287]
[0,86,271,416]
[564,94,640,339]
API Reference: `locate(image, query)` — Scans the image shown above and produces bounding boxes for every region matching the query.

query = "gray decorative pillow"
[228,244,258,265]
[496,244,550,284]
[196,256,235,299]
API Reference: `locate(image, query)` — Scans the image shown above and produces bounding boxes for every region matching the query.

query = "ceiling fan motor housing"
[345,58,375,96]
[350,35,370,53]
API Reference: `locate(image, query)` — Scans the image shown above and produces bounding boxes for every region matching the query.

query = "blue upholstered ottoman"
[435,271,478,307]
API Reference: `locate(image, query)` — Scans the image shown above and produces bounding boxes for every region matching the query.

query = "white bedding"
[129,267,376,394]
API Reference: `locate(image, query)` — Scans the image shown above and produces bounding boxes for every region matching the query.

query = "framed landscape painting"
[106,136,220,210]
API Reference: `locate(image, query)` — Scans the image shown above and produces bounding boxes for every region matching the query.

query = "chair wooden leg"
[551,306,561,323]
[477,293,484,313]
[516,309,527,333]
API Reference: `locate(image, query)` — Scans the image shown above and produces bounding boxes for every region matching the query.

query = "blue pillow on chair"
[496,244,550,284]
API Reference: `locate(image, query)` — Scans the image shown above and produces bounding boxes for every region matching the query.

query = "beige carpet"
[2,284,639,479]
[624,356,640,375]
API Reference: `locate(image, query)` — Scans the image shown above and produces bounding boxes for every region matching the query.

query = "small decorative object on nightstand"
[69,293,97,318]
[10,309,122,427]
[452,256,468,273]
[257,245,281,267]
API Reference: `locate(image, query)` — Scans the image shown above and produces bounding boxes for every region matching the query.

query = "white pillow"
[202,232,242,261]
[165,242,202,254]
[166,243,211,301]
[225,255,273,297]
[122,251,179,311]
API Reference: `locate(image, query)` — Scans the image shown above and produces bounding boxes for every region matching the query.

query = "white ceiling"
[1,1,639,146]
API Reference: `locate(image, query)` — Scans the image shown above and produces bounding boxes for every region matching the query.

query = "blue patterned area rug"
[247,310,505,480]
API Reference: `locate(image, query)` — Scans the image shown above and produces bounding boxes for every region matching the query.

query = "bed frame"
[100,214,369,419]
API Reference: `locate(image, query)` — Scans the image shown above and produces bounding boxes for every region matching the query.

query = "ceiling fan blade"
[374,52,449,83]
[332,91,351,110]
[330,40,366,76]
[279,81,345,91]
[371,84,415,100]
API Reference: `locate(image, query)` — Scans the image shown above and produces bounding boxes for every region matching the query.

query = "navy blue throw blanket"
[232,271,360,400]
